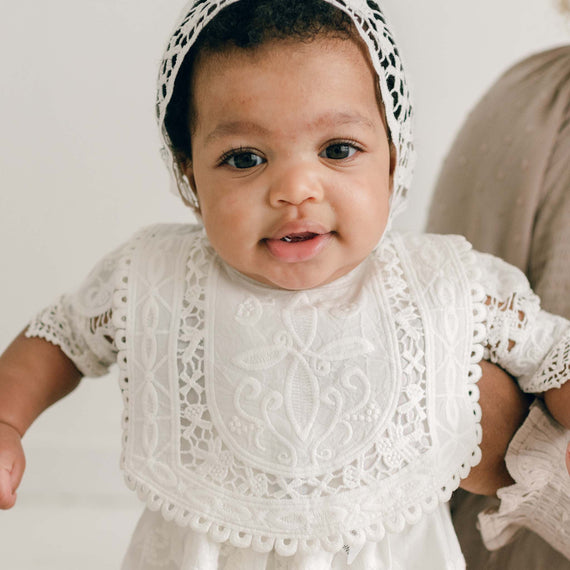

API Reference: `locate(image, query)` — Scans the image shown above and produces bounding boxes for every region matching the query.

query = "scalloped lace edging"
[25,300,110,377]
[446,237,485,485]
[122,471,453,557]
[121,505,467,569]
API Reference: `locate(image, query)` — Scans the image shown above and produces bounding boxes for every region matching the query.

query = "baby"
[1,0,569,568]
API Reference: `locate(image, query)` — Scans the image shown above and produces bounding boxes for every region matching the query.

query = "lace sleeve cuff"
[478,401,570,559]
[518,326,570,393]
[26,296,115,377]
[24,234,141,377]
[475,251,570,390]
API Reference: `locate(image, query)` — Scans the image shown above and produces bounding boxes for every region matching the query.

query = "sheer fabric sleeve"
[476,251,570,393]
[24,239,132,377]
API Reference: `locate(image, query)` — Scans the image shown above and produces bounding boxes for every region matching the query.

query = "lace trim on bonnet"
[114,226,486,556]
[156,0,415,228]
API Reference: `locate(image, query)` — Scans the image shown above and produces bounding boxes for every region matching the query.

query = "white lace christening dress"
[26,224,570,570]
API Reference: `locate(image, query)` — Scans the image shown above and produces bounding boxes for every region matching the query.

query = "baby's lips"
[264,232,332,263]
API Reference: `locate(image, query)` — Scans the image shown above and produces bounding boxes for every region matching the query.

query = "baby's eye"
[320,143,359,160]
[223,151,265,169]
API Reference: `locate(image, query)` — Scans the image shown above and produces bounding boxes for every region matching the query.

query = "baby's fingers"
[0,467,18,509]
[0,424,26,509]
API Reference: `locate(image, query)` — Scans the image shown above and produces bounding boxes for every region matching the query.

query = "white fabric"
[478,401,570,559]
[121,503,465,569]
[25,224,570,568]
[156,0,415,227]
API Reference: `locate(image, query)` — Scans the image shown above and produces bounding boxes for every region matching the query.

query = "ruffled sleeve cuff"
[478,401,570,559]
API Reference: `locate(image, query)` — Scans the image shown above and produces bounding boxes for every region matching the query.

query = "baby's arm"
[544,383,570,473]
[459,361,532,495]
[0,234,138,509]
[544,380,570,430]
[0,331,82,508]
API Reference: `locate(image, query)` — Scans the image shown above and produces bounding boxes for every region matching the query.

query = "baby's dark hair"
[164,0,362,162]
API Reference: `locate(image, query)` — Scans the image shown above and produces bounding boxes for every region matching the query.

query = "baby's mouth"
[280,232,319,243]
[264,230,332,263]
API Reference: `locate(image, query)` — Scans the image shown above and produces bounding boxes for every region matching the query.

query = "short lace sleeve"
[25,238,133,377]
[476,251,570,392]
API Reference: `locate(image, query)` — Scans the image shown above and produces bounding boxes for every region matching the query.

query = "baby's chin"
[241,261,362,291]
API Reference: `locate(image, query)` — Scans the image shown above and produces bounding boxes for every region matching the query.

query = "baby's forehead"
[193,35,386,107]
[190,37,387,133]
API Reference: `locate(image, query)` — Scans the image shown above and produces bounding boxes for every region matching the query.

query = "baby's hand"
[0,421,25,509]
[566,442,570,476]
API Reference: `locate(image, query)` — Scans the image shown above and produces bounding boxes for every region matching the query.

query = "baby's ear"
[180,158,200,210]
[180,157,194,188]
[388,142,397,193]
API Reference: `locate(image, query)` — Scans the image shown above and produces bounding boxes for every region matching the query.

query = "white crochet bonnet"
[155,0,415,226]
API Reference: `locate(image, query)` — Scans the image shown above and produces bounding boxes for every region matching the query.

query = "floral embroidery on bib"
[207,261,399,476]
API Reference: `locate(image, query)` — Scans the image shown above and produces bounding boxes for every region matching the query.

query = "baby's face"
[186,36,394,290]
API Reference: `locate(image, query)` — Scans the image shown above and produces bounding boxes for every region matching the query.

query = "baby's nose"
[268,165,325,207]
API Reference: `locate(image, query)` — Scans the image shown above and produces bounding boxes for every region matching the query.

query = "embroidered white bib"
[114,224,484,556]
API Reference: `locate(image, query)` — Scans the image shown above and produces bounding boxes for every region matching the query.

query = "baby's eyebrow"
[204,112,375,146]
[204,121,270,145]
[309,111,375,131]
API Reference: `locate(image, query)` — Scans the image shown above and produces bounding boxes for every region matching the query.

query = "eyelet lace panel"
[156,0,414,226]
[119,226,484,556]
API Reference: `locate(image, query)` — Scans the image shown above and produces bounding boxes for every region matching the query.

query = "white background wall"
[0,1,568,567]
